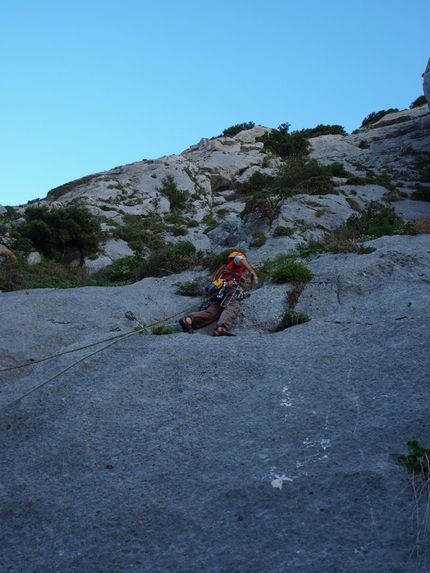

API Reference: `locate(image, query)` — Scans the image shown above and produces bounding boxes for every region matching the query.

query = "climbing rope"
[0,299,203,373]
[0,298,206,412]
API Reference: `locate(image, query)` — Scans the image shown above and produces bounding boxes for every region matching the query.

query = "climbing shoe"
[179,318,193,333]
[213,327,236,337]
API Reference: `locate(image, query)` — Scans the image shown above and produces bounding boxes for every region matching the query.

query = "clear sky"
[1,0,429,207]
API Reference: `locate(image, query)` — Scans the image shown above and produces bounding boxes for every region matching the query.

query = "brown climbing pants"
[188,298,241,331]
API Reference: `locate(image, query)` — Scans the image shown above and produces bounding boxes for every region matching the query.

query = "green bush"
[219,122,255,138]
[164,213,187,225]
[3,206,19,219]
[360,108,399,128]
[139,241,197,278]
[325,240,375,254]
[410,95,427,108]
[16,205,101,264]
[399,218,430,235]
[157,174,190,211]
[187,219,200,228]
[273,225,294,237]
[0,255,114,292]
[415,156,430,183]
[241,190,283,224]
[345,197,360,211]
[276,157,340,196]
[299,124,347,138]
[113,214,165,251]
[172,226,188,236]
[239,158,342,223]
[235,171,277,196]
[271,261,313,284]
[102,241,198,284]
[202,212,219,233]
[411,184,430,202]
[344,201,403,239]
[342,169,396,191]
[256,123,311,158]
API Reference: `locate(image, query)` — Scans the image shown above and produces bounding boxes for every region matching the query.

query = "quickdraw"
[201,278,244,310]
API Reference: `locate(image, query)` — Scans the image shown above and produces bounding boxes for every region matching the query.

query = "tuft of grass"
[273,308,310,331]
[250,230,267,247]
[174,279,205,296]
[273,225,294,237]
[399,440,430,560]
[400,441,430,476]
[346,197,360,211]
[323,238,376,254]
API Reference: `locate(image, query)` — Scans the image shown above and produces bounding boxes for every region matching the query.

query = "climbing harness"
[217,279,244,306]
[200,277,244,310]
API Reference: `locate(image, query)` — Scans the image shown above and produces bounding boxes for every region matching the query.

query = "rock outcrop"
[6,103,429,272]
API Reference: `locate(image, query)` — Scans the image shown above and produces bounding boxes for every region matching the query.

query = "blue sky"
[1,0,429,207]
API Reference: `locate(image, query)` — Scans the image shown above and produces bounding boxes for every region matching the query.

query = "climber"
[0,244,17,262]
[179,251,258,336]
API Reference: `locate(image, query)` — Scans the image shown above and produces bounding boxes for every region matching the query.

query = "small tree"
[157,174,189,212]
[18,205,101,264]
[256,123,311,158]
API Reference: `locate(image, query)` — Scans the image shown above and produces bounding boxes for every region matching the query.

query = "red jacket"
[221,259,244,281]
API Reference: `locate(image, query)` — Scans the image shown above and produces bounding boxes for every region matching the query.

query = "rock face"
[423,57,430,105]
[7,103,430,272]
[1,84,430,571]
[1,234,429,572]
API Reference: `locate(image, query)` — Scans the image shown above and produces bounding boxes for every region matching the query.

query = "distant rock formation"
[423,57,430,105]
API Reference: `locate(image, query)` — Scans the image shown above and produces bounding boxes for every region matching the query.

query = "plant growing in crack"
[399,440,430,560]
[268,259,312,331]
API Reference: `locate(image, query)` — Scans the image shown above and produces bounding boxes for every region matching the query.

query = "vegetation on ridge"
[1,96,430,293]
[237,158,348,223]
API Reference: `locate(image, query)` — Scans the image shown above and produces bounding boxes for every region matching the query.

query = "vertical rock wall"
[423,57,430,105]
